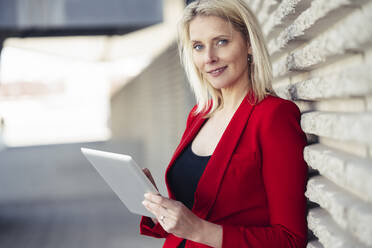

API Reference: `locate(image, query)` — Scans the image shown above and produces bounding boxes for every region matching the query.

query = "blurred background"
[0,0,193,247]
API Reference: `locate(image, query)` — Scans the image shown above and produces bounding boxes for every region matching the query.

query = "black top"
[167,142,211,247]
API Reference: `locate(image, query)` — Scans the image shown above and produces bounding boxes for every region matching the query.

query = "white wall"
[248,0,372,247]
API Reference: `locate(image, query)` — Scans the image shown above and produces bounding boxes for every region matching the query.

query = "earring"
[248,54,253,63]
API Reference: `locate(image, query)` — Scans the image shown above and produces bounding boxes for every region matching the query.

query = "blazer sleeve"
[139,216,169,238]
[221,100,308,248]
[139,105,198,238]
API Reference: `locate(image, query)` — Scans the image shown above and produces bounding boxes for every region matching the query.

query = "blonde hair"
[178,0,275,116]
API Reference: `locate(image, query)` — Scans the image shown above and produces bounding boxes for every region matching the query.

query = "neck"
[220,82,250,114]
[219,65,251,113]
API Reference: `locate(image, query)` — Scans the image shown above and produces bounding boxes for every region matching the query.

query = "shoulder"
[254,95,301,119]
[255,95,307,148]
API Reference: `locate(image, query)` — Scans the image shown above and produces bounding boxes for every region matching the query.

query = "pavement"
[0,141,164,248]
[0,196,163,248]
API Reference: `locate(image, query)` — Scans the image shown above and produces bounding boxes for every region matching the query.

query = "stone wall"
[246,0,372,247]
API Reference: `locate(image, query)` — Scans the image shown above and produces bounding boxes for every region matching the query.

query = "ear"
[247,43,252,56]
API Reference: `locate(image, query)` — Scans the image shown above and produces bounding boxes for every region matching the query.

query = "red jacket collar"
[165,92,256,219]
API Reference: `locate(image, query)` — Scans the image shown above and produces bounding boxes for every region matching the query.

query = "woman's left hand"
[142,192,203,241]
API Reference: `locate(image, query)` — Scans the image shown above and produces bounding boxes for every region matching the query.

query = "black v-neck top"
[167,142,211,248]
[168,142,211,210]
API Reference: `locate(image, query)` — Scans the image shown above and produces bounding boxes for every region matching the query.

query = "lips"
[207,66,227,76]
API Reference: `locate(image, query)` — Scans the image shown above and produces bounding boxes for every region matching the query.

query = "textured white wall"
[247,0,372,247]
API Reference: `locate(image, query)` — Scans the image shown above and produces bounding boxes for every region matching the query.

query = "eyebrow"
[191,34,231,43]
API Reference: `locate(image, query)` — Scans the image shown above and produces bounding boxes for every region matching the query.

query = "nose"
[204,47,218,64]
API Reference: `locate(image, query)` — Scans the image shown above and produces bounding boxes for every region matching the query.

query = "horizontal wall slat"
[301,111,372,145]
[273,54,291,77]
[306,176,372,246]
[256,0,281,25]
[288,1,372,70]
[249,0,262,12]
[308,208,369,248]
[289,64,372,100]
[271,1,372,77]
[304,144,372,203]
[268,0,352,55]
[262,0,308,37]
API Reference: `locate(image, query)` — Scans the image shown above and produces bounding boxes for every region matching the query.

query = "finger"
[144,193,181,214]
[142,199,168,218]
[144,193,170,205]
[143,201,178,232]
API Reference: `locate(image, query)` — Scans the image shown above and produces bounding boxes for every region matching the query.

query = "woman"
[141,0,308,247]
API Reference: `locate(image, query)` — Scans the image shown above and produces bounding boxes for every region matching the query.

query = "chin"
[209,80,235,90]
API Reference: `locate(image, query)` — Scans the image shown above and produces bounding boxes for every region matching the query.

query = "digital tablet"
[81,147,158,218]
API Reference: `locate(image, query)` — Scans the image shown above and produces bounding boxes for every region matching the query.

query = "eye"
[193,44,204,51]
[217,39,228,46]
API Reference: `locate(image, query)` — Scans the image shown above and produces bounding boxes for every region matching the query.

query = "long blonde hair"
[178,0,275,116]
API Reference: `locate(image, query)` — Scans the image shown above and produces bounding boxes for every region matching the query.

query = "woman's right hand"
[142,168,159,225]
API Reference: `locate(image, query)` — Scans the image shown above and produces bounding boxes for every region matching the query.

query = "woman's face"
[189,15,250,91]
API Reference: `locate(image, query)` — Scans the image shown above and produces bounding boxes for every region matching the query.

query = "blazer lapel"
[165,113,207,199]
[193,96,255,219]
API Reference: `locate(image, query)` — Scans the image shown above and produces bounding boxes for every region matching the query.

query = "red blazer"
[140,94,308,248]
